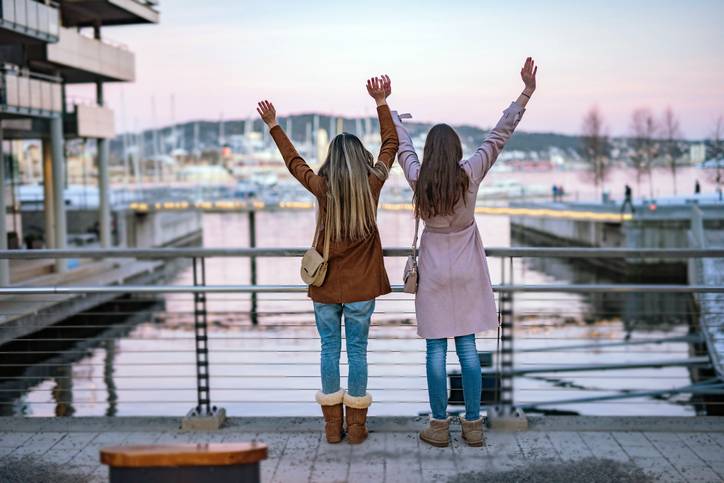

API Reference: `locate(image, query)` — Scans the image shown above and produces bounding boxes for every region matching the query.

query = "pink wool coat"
[392,102,526,339]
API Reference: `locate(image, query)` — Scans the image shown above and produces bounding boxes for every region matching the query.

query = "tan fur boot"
[343,393,372,444]
[460,416,486,447]
[419,417,451,447]
[316,389,345,443]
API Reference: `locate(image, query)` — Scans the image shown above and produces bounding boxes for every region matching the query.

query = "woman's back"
[267,103,399,304]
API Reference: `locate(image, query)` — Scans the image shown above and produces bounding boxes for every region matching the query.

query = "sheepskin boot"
[343,393,372,444]
[316,389,345,443]
[460,416,486,447]
[419,417,451,447]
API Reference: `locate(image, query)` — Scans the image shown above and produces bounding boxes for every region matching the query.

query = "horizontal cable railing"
[1,247,723,258]
[0,248,721,418]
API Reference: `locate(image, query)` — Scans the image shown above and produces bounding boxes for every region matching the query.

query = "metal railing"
[0,247,722,419]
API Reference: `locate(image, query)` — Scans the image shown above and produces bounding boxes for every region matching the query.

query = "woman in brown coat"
[257,76,398,444]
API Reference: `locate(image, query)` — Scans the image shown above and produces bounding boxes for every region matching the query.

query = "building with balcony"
[0,0,159,284]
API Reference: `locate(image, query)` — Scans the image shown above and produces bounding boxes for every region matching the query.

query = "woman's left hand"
[256,100,278,129]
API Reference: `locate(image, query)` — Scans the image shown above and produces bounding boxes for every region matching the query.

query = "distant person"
[694,180,701,194]
[552,184,558,202]
[392,57,537,447]
[256,76,398,445]
[558,185,565,200]
[621,184,635,215]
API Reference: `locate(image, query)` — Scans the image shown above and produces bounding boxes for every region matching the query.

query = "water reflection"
[0,299,161,416]
[512,231,695,330]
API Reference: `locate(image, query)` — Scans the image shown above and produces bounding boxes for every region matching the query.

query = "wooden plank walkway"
[1,417,723,483]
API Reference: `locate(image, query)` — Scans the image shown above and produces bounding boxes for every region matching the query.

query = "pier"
[2,416,724,482]
[510,199,724,278]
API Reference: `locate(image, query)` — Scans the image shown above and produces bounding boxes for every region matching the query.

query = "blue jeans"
[426,334,481,420]
[313,300,375,397]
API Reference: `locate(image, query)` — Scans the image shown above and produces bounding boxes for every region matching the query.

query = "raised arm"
[366,75,398,192]
[391,111,420,187]
[462,57,537,183]
[257,100,325,197]
[367,75,398,172]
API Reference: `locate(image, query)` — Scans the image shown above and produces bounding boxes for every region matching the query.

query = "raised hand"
[366,76,389,106]
[381,74,391,98]
[520,57,537,93]
[256,100,278,128]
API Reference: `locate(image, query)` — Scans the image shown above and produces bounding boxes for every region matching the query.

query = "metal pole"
[192,257,211,415]
[249,209,258,325]
[94,25,111,248]
[0,128,8,285]
[42,140,55,249]
[50,115,67,272]
[499,257,514,413]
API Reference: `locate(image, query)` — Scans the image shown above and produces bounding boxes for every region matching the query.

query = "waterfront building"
[0,0,159,282]
[690,143,707,165]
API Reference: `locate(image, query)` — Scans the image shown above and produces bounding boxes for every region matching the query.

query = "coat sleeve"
[369,104,399,193]
[270,125,326,197]
[391,110,420,188]
[460,101,525,184]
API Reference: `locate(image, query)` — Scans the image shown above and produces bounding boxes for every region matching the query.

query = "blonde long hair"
[318,133,388,242]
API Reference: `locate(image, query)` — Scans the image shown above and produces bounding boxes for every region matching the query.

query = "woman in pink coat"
[392,57,537,447]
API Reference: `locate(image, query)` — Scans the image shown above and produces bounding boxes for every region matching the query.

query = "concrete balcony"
[64,101,116,139]
[61,0,159,27]
[28,26,135,83]
[0,65,62,119]
[0,0,59,44]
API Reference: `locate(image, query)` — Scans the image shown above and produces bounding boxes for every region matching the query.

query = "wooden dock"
[1,416,723,483]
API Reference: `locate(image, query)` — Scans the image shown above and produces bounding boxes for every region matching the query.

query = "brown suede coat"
[269,105,398,303]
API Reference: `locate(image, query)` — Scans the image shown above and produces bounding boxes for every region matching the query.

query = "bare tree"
[630,108,659,198]
[660,107,682,195]
[580,106,611,199]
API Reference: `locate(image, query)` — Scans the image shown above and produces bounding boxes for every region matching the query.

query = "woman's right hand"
[256,100,278,129]
[520,57,537,94]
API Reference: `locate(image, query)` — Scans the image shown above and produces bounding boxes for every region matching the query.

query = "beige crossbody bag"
[403,216,420,294]
[300,209,331,287]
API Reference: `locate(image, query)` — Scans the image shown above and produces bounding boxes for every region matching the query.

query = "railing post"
[489,256,528,430]
[249,209,258,325]
[182,256,226,430]
[0,127,9,286]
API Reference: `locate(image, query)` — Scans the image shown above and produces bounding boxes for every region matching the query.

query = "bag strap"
[311,208,322,247]
[411,214,420,259]
[321,209,331,262]
[312,200,332,262]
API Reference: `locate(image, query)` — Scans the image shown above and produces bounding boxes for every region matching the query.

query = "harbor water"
[1,207,699,418]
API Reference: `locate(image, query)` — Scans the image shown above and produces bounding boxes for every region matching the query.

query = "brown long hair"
[414,124,469,219]
[318,133,388,242]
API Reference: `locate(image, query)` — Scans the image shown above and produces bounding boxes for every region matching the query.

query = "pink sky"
[68,0,724,139]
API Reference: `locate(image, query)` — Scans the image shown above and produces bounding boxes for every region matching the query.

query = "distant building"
[690,143,707,165]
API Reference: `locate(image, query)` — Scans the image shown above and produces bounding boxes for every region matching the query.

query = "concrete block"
[181,407,227,431]
[487,407,528,431]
